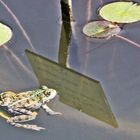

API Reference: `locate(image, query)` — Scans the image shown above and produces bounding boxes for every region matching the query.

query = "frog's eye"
[47,91,51,96]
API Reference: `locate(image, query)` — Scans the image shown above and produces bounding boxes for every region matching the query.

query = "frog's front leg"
[42,104,62,115]
[7,108,45,131]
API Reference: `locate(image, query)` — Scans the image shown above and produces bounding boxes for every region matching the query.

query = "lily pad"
[83,20,121,39]
[0,22,12,46]
[99,2,140,23]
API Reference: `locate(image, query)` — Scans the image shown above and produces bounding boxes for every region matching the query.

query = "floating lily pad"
[0,22,12,46]
[83,20,121,39]
[99,2,140,23]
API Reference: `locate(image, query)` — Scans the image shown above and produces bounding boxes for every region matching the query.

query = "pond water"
[0,0,140,140]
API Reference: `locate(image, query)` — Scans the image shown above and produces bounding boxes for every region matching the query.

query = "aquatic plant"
[0,0,35,50]
[0,22,12,46]
[83,20,121,39]
[83,1,140,48]
[99,1,140,23]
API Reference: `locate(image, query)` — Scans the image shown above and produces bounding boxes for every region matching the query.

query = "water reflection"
[68,0,140,139]
[3,45,35,78]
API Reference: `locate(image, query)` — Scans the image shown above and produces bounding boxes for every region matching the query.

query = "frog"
[0,85,61,131]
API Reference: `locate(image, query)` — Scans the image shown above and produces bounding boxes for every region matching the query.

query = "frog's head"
[46,88,57,102]
[41,85,57,102]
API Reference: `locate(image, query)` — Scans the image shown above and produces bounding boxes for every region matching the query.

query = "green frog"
[0,85,61,131]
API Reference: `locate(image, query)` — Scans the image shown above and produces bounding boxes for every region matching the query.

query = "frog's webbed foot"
[7,121,45,131]
[7,111,45,131]
[42,104,62,115]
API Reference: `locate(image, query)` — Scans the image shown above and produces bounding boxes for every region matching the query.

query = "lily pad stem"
[115,34,140,48]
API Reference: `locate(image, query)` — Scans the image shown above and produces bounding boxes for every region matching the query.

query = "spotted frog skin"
[0,85,61,131]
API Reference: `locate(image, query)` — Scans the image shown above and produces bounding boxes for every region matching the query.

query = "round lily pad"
[99,2,140,23]
[83,20,121,39]
[0,22,12,46]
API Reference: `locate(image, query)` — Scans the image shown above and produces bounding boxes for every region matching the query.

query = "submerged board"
[26,50,118,128]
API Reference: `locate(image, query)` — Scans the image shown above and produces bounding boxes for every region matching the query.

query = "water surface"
[0,0,140,140]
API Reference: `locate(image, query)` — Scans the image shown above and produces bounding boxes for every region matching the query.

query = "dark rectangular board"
[26,50,118,128]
